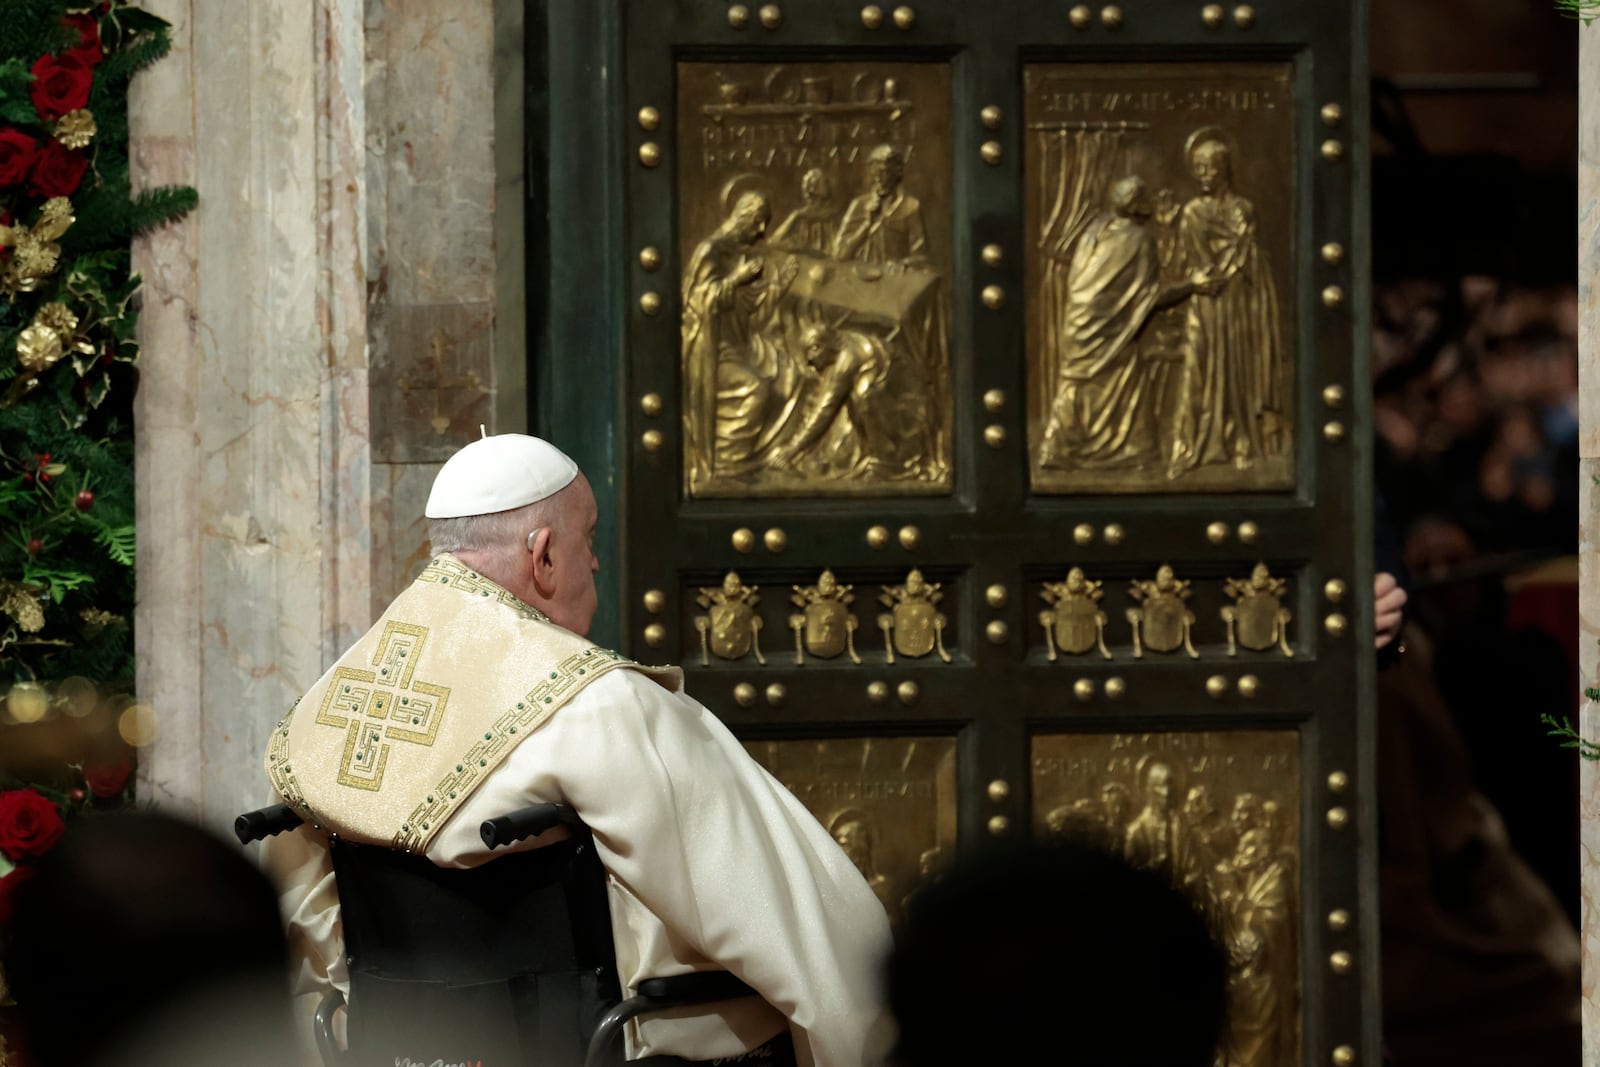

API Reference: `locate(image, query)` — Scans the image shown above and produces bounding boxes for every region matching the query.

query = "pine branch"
[1541,712,1600,761]
[0,1,192,706]
[128,185,197,234]
[0,1,75,61]
[62,183,194,252]
[21,563,94,604]
[0,58,40,126]
[93,29,169,87]
[1556,0,1600,20]
[86,518,135,566]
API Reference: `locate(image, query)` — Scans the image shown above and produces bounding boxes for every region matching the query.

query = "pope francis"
[259,432,894,1066]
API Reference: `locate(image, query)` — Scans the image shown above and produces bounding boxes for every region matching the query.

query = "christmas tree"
[1,1,192,708]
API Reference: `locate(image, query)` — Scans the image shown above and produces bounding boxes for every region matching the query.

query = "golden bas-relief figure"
[678,62,954,498]
[1033,731,1301,1067]
[1025,64,1295,493]
[745,737,957,928]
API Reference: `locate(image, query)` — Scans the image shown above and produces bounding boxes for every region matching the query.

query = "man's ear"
[527,527,556,596]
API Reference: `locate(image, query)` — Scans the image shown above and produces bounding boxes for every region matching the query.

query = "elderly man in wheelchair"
[245,433,892,1067]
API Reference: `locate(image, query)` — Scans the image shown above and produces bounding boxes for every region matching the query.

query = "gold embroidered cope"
[318,622,450,792]
[267,555,678,853]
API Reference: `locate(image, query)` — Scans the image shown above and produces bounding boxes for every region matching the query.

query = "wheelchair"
[236,802,774,1067]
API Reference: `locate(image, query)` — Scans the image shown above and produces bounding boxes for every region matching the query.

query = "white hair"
[428,493,566,565]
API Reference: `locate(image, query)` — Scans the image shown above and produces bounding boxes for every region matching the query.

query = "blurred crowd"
[1372,276,1578,572]
[1368,274,1581,1067]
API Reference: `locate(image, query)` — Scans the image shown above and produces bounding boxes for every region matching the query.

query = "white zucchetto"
[424,431,580,518]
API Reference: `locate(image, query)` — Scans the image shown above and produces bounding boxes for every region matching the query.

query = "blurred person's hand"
[1375,572,1407,650]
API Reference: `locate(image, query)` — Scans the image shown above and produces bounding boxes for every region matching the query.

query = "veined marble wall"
[1582,16,1599,1063]
[129,0,523,832]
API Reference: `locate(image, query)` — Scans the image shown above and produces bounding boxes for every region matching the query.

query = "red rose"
[30,54,93,122]
[0,789,65,861]
[84,756,132,798]
[0,864,38,926]
[63,14,104,68]
[29,141,89,197]
[0,129,37,189]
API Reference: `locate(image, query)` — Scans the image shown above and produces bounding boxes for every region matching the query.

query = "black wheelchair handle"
[234,804,305,846]
[585,971,759,1067]
[637,971,755,1004]
[479,802,581,849]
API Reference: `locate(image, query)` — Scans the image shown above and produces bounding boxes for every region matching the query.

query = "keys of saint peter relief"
[695,571,766,667]
[878,569,952,665]
[1127,564,1200,659]
[1222,563,1295,658]
[1040,567,1113,661]
[789,569,862,665]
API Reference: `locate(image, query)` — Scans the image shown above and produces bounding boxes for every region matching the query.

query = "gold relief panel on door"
[1033,729,1302,1067]
[676,61,953,499]
[1024,62,1296,495]
[746,736,957,929]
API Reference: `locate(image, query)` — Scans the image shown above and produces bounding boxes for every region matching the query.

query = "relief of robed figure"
[1037,176,1222,472]
[681,192,802,488]
[1167,127,1287,479]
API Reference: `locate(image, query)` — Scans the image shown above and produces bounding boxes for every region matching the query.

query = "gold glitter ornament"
[1,584,45,633]
[55,109,96,150]
[0,199,75,295]
[79,607,123,636]
[17,325,64,373]
[38,197,74,232]
[35,302,79,335]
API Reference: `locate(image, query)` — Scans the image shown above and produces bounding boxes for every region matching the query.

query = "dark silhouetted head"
[884,838,1228,1067]
[3,811,292,1067]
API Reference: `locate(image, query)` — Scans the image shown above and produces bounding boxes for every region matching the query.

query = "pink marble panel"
[372,461,442,619]
[372,302,495,462]
[378,0,497,308]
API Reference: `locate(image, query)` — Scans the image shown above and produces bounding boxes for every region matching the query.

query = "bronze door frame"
[593,3,1376,1065]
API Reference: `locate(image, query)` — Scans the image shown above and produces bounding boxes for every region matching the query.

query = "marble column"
[130,0,366,830]
[1581,15,1599,1062]
[130,0,519,834]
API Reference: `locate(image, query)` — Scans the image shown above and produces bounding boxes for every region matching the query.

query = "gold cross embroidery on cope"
[315,622,451,791]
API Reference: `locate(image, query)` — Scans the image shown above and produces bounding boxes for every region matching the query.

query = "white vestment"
[261,572,892,1067]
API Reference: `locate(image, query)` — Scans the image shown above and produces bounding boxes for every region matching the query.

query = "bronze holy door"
[592,3,1375,1064]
